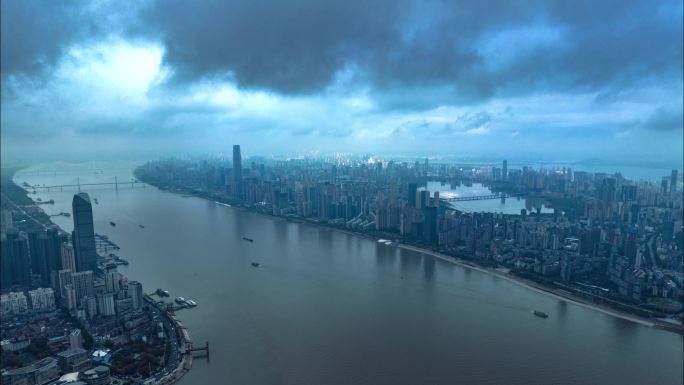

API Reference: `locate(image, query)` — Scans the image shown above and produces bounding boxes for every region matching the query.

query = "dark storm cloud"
[1,1,79,76]
[1,0,682,165]
[0,0,134,78]
[3,0,681,105]
[136,0,682,104]
[642,107,684,131]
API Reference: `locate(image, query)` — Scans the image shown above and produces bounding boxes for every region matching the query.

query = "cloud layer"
[1,0,682,165]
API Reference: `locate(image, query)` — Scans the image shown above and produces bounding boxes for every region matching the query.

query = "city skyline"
[1,1,683,384]
[1,0,682,165]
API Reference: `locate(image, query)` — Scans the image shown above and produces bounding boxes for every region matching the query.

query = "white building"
[1,292,29,315]
[104,266,120,294]
[60,243,76,272]
[28,288,56,312]
[72,270,94,306]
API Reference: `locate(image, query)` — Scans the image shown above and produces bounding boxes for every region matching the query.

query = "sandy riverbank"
[394,243,660,328]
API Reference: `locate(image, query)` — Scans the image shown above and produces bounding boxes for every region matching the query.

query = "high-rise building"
[63,284,77,310]
[72,270,94,305]
[5,230,31,287]
[96,293,116,317]
[28,288,55,312]
[72,193,97,272]
[0,233,11,289]
[45,226,63,275]
[1,209,13,233]
[671,169,678,193]
[61,243,76,272]
[28,231,49,285]
[128,281,144,310]
[418,190,430,209]
[57,269,73,299]
[503,160,508,181]
[0,292,29,315]
[232,144,243,198]
[407,183,417,208]
[85,297,98,319]
[422,206,438,243]
[104,264,120,294]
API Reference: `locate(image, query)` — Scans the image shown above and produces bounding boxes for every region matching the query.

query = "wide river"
[15,161,683,385]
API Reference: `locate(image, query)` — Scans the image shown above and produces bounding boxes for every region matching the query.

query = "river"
[15,161,683,385]
[423,181,554,214]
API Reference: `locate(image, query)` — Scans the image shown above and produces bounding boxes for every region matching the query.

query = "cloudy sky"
[1,0,682,165]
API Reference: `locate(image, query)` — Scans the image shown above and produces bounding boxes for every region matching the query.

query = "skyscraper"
[671,169,678,193]
[0,233,12,289]
[45,226,63,275]
[232,144,243,199]
[72,193,97,272]
[408,183,418,207]
[5,230,31,287]
[503,160,508,181]
[28,231,50,285]
[128,281,144,310]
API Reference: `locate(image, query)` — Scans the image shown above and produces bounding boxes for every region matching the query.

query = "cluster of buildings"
[1,287,56,315]
[137,146,683,316]
[1,190,165,384]
[2,194,147,325]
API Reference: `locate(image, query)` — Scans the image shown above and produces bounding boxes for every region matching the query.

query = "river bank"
[3,167,193,383]
[137,172,682,336]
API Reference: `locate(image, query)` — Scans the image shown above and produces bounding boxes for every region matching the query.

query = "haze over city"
[1,2,683,385]
[1,0,682,165]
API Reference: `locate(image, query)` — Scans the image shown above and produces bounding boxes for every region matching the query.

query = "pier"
[95,233,120,252]
[189,341,210,359]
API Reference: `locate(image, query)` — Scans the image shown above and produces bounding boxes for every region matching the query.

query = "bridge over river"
[442,192,525,202]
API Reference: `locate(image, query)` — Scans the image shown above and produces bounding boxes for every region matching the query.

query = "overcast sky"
[1,0,682,165]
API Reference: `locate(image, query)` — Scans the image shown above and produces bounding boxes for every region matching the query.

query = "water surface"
[15,161,683,385]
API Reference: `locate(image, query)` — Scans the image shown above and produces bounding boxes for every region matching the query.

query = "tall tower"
[72,193,97,272]
[502,160,508,181]
[408,183,418,208]
[232,144,243,198]
[671,169,678,193]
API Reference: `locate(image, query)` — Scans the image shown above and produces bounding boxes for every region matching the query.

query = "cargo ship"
[532,310,549,318]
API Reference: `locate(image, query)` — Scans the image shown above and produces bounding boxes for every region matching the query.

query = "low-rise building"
[57,347,91,373]
[1,357,59,385]
[80,365,111,385]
